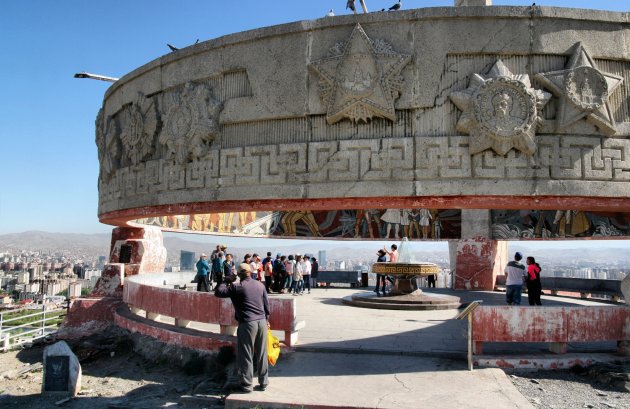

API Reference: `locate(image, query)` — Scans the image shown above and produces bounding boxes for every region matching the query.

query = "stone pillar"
[455,0,492,5]
[109,226,167,275]
[449,210,507,290]
[58,226,167,339]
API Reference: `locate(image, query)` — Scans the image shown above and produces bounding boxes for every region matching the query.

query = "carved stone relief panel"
[95,109,122,182]
[159,82,222,165]
[118,92,159,166]
[535,43,624,136]
[449,60,551,158]
[99,134,630,211]
[309,23,411,125]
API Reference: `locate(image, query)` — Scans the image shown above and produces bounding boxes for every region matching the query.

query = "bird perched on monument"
[326,9,335,17]
[389,1,402,10]
[167,43,179,52]
[346,0,357,14]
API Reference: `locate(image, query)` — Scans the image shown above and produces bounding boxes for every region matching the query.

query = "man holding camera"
[214,263,270,393]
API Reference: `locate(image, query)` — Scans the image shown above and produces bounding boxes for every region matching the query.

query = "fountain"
[343,238,461,310]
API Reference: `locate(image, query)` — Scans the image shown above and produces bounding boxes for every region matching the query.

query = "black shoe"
[226,384,252,394]
[254,384,268,391]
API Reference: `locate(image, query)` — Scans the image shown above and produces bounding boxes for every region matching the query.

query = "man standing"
[311,257,319,288]
[215,263,270,393]
[195,253,211,292]
[504,252,526,305]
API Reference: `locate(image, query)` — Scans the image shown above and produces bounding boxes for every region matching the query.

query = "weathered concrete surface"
[449,237,507,290]
[97,6,630,222]
[472,305,630,355]
[226,352,534,409]
[122,273,304,347]
[59,227,166,339]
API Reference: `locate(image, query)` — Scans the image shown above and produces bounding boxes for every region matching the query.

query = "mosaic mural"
[491,210,630,239]
[132,209,461,240]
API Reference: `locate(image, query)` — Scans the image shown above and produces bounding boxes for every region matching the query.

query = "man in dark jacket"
[215,263,270,393]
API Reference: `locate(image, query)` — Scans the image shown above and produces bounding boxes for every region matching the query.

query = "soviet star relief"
[535,42,624,136]
[309,24,411,125]
[450,60,551,158]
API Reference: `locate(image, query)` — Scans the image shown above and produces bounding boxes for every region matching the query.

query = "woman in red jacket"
[525,256,542,306]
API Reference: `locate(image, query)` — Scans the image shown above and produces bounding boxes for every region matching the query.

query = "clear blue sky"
[0,1,627,237]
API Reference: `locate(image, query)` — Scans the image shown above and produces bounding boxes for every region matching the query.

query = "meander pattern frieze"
[99,134,630,210]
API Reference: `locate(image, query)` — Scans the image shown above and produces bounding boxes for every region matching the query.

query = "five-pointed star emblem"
[535,43,624,136]
[309,24,411,124]
[450,60,551,157]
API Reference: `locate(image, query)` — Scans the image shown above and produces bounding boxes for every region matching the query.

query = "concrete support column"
[220,325,238,336]
[109,226,167,275]
[129,306,145,317]
[449,210,507,290]
[549,342,568,354]
[147,312,161,321]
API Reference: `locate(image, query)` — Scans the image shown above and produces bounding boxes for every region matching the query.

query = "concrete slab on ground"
[226,352,534,409]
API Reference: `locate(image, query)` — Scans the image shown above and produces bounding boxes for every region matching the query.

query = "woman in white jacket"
[292,255,305,295]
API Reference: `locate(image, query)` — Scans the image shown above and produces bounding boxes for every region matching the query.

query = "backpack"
[264,259,274,276]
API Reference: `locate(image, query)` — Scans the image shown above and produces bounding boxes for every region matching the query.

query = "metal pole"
[41,303,46,337]
[359,0,369,13]
[467,313,473,371]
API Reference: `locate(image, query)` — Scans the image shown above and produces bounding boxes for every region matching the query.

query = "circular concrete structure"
[373,261,441,293]
[96,6,630,243]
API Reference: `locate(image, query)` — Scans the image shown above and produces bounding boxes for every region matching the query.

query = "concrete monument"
[91,4,629,292]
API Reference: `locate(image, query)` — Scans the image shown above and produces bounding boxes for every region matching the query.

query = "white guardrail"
[0,305,66,352]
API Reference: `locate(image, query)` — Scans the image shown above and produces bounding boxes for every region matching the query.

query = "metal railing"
[0,305,66,352]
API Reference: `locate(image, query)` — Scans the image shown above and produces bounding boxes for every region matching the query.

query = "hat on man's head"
[220,244,227,249]
[201,253,207,257]
[514,252,523,260]
[238,263,252,273]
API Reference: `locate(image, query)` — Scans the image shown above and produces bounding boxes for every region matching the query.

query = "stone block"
[42,341,82,397]
[91,263,124,297]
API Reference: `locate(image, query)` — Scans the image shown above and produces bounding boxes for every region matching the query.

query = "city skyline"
[1,1,627,237]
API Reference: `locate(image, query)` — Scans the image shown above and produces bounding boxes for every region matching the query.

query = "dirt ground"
[1,343,629,409]
[0,344,227,409]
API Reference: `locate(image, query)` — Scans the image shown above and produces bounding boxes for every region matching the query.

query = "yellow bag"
[267,329,280,366]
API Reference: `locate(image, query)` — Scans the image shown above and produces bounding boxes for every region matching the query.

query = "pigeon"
[346,0,357,13]
[326,9,335,17]
[167,43,179,52]
[388,1,401,10]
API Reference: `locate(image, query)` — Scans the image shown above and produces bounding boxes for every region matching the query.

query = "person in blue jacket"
[195,253,211,292]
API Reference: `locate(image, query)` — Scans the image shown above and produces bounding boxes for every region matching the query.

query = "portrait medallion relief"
[450,60,550,158]
[473,78,537,140]
[535,42,623,136]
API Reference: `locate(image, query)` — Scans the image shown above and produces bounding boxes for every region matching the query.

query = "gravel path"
[509,366,630,409]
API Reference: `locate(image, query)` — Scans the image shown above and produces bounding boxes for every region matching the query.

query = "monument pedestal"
[449,237,507,291]
[58,226,166,339]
